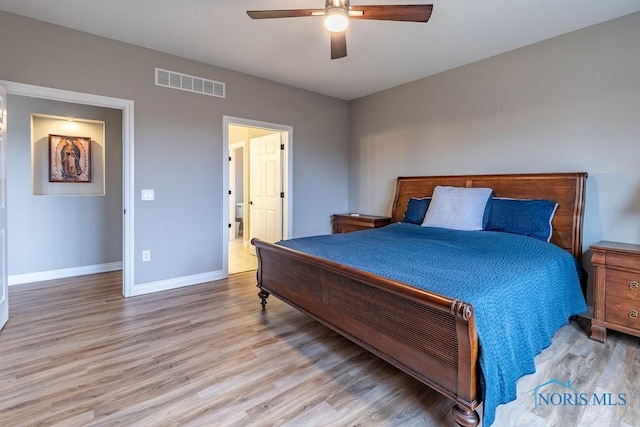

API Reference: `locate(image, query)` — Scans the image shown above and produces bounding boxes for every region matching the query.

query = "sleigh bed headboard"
[391,172,588,260]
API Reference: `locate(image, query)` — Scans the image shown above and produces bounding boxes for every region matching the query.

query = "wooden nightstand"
[332,214,391,234]
[590,241,640,343]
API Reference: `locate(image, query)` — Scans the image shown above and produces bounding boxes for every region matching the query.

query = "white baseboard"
[130,270,226,296]
[8,262,123,286]
[9,264,225,297]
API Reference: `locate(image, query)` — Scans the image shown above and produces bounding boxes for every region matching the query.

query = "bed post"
[451,299,480,427]
[452,405,480,427]
[258,288,270,310]
[253,238,270,310]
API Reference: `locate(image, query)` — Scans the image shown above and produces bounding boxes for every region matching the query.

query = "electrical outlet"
[141,189,154,201]
[142,250,151,262]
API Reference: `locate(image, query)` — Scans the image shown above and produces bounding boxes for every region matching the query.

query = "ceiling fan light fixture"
[247,1,432,59]
[324,6,349,32]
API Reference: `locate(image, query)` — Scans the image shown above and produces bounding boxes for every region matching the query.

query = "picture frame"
[49,134,91,183]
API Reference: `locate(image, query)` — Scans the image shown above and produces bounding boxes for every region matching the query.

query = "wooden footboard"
[252,238,481,426]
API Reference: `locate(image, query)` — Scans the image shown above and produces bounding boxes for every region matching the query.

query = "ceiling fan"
[247,1,433,60]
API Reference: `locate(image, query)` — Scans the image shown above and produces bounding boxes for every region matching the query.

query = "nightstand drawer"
[605,269,640,300]
[605,295,640,330]
[604,251,640,270]
[337,223,367,233]
[332,214,391,234]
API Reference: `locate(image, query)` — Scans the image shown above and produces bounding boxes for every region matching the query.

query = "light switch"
[141,189,154,201]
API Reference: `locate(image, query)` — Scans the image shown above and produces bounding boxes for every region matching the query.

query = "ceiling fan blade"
[247,9,324,19]
[349,4,433,22]
[330,32,347,60]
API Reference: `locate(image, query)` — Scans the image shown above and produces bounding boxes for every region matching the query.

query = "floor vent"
[155,68,225,98]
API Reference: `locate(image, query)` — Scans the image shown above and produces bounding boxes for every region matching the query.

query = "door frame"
[228,141,244,242]
[222,116,292,277]
[0,84,7,330]
[0,81,135,297]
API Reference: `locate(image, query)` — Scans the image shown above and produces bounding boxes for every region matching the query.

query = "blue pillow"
[401,197,431,224]
[486,198,559,242]
[482,193,493,229]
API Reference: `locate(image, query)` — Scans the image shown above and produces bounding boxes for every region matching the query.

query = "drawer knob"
[631,281,639,290]
[630,309,638,320]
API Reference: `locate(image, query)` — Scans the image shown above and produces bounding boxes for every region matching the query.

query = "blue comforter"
[278,223,587,426]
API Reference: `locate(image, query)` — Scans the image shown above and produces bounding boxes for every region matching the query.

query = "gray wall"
[0,10,349,285]
[235,149,244,203]
[7,96,122,274]
[349,12,640,252]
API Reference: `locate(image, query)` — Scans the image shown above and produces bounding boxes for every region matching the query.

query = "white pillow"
[422,186,493,231]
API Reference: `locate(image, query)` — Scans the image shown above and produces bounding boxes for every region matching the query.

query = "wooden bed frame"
[252,172,587,426]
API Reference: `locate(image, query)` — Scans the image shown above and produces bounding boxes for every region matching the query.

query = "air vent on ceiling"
[155,67,225,98]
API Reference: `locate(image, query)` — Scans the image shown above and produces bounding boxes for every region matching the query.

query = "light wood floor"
[229,239,258,274]
[0,272,638,426]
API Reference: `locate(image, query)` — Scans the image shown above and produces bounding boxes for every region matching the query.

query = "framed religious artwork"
[49,134,91,183]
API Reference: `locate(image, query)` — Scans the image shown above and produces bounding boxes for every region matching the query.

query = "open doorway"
[223,117,292,276]
[1,81,134,296]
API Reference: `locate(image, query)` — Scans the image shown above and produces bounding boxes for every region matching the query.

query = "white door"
[249,133,282,255]
[0,85,8,330]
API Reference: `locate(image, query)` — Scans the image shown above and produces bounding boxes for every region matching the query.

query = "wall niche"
[31,114,105,196]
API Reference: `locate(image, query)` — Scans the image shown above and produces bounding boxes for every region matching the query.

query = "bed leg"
[590,323,606,343]
[258,289,270,311]
[452,404,479,427]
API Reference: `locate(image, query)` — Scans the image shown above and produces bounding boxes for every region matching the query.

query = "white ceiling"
[1,1,639,100]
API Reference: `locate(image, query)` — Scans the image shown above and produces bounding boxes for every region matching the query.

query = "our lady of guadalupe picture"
[49,134,91,183]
